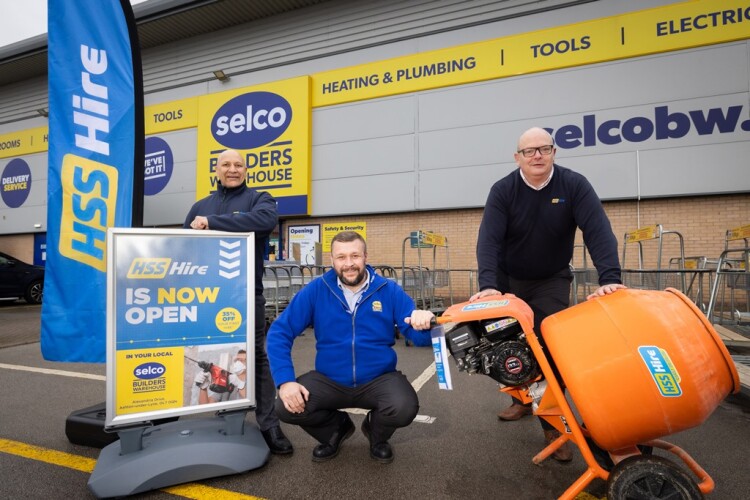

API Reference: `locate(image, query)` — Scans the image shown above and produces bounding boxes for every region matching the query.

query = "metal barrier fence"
[262,263,747,327]
[399,266,452,313]
[707,248,750,327]
[262,264,327,322]
[620,268,716,314]
[262,264,476,321]
[570,267,598,305]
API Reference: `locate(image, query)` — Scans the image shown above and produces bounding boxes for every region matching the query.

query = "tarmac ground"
[1,300,749,500]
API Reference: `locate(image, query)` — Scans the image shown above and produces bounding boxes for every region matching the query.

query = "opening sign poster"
[105,228,255,427]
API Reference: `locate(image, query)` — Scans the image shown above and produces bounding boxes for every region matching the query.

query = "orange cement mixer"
[436,288,740,499]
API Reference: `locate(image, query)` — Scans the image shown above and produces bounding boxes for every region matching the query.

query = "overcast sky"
[0,0,149,49]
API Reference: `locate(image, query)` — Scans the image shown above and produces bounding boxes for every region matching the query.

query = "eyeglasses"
[517,145,554,158]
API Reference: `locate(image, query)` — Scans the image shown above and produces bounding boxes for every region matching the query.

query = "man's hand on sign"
[189,216,209,230]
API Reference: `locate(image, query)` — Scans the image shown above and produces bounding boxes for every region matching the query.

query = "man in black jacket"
[184,148,293,455]
[471,127,625,461]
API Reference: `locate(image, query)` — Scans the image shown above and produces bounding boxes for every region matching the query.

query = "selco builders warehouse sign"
[196,76,311,216]
[106,229,255,427]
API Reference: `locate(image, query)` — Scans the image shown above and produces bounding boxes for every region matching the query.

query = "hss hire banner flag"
[42,0,144,362]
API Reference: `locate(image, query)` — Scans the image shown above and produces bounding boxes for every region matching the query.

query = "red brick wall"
[282,193,749,301]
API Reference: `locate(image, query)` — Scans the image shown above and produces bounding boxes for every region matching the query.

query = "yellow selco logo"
[60,154,118,272]
[127,258,172,279]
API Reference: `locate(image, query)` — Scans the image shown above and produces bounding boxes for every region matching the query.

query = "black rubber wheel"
[607,455,703,500]
[24,279,43,304]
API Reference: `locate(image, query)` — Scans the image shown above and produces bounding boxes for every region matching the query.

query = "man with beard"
[266,231,435,464]
[184,149,293,455]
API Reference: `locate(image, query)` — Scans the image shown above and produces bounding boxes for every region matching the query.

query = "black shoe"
[361,413,394,464]
[312,415,355,462]
[262,425,294,455]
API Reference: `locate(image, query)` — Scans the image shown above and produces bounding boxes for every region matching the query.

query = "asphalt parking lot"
[1,300,749,500]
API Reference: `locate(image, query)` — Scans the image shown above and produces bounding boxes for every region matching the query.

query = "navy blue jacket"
[267,265,431,388]
[183,183,278,295]
[477,165,621,290]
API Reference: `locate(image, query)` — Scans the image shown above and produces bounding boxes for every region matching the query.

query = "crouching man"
[266,231,435,463]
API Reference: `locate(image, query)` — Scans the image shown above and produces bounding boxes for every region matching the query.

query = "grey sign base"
[87,412,269,498]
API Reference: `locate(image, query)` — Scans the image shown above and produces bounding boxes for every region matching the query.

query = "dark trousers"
[506,269,572,430]
[274,370,419,445]
[254,298,280,431]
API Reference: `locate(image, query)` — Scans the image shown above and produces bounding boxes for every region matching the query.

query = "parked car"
[0,251,45,304]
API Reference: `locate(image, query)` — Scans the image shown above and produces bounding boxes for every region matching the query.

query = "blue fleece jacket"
[266,265,431,387]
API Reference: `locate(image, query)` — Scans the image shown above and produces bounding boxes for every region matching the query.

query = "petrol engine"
[444,316,539,386]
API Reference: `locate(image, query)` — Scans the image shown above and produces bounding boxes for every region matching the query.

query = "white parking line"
[0,361,439,423]
[342,361,438,423]
[0,363,105,381]
[411,361,436,392]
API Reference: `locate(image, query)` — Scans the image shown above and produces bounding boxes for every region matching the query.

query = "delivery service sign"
[105,228,255,427]
[196,76,311,216]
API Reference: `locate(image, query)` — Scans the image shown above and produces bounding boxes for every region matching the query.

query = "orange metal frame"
[437,292,721,499]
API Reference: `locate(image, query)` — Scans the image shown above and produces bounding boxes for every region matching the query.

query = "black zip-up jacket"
[183,183,278,295]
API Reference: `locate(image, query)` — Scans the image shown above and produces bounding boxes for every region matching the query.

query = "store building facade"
[0,0,748,300]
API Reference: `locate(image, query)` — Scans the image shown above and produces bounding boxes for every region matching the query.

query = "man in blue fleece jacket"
[184,149,293,455]
[471,127,625,461]
[267,231,435,464]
